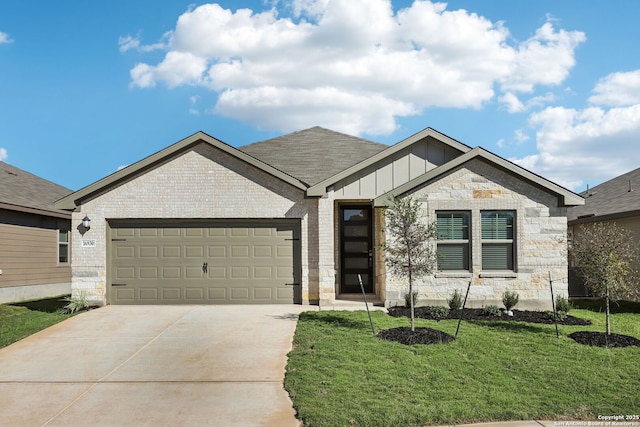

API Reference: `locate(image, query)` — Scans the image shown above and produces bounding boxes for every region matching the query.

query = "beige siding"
[333,136,459,198]
[0,210,71,288]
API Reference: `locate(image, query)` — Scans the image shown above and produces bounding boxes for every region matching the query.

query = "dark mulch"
[387,306,592,326]
[568,331,640,348]
[377,327,455,345]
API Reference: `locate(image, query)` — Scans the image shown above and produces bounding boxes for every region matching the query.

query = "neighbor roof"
[568,166,640,224]
[0,161,72,218]
[239,126,388,186]
[373,147,584,207]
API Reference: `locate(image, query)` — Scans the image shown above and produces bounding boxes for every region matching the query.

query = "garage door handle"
[202,262,208,273]
[112,283,127,287]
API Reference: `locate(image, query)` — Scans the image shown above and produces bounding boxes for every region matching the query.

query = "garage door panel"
[139,246,158,258]
[110,220,299,304]
[139,267,158,279]
[161,288,180,300]
[208,288,226,300]
[162,267,181,279]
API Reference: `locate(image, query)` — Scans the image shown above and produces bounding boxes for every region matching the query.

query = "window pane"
[344,241,369,253]
[59,229,69,243]
[437,244,469,270]
[343,225,368,237]
[437,212,469,240]
[59,244,69,263]
[482,243,513,270]
[481,211,514,240]
[343,209,368,221]
[343,256,369,269]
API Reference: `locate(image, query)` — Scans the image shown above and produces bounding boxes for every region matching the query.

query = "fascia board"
[307,127,472,197]
[373,147,585,207]
[54,131,307,210]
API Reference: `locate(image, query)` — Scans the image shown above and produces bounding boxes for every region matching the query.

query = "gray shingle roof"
[239,126,388,185]
[0,161,72,216]
[568,166,640,223]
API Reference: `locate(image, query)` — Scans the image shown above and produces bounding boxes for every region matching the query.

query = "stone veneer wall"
[384,159,569,310]
[70,143,317,306]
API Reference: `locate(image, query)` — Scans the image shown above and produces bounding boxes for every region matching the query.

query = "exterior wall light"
[82,215,91,230]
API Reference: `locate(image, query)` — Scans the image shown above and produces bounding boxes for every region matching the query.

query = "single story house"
[568,166,640,298]
[0,161,73,303]
[55,127,583,309]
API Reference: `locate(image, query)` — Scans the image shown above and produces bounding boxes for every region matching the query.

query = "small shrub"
[502,291,520,311]
[404,291,418,308]
[482,304,501,317]
[448,290,463,310]
[428,305,450,321]
[555,295,571,313]
[62,291,89,314]
[548,310,568,322]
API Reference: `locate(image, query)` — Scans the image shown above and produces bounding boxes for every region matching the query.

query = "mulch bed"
[387,306,592,326]
[568,331,640,348]
[377,327,455,345]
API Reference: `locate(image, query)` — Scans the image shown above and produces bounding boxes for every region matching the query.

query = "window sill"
[435,272,473,278]
[479,271,517,278]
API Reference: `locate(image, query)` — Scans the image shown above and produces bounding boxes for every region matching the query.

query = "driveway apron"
[0,305,309,426]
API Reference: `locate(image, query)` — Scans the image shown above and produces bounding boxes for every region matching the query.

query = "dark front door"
[340,205,374,293]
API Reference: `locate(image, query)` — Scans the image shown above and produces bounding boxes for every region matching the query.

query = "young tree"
[381,196,438,331]
[570,222,640,335]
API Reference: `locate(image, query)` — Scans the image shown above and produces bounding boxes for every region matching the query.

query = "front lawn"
[285,308,640,427]
[0,296,73,348]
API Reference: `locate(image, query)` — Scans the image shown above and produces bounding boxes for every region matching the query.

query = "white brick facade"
[71,143,321,305]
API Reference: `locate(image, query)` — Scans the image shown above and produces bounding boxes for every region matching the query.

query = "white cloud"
[514,100,640,190]
[499,23,585,93]
[118,35,140,53]
[0,32,13,44]
[589,70,640,107]
[0,148,7,161]
[118,33,170,53]
[127,0,585,135]
[499,91,556,113]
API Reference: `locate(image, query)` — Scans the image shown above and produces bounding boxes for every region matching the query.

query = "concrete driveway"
[0,305,312,426]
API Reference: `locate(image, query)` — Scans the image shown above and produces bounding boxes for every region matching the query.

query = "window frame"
[480,210,515,271]
[436,211,471,271]
[58,223,70,265]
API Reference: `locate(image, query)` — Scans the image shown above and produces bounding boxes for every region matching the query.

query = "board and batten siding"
[0,209,71,288]
[333,136,462,198]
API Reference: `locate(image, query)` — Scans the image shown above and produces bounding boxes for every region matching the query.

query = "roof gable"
[568,166,640,223]
[307,127,471,196]
[239,127,388,186]
[0,161,72,218]
[373,147,584,207]
[54,131,307,210]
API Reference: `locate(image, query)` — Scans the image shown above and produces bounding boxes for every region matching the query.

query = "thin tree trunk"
[409,268,415,332]
[605,287,611,335]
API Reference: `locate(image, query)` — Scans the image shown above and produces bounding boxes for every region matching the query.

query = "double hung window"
[436,212,470,271]
[481,211,514,270]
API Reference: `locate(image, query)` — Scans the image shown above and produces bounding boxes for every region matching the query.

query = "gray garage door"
[108,220,300,304]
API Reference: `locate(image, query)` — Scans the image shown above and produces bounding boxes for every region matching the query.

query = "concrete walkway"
[0,305,312,426]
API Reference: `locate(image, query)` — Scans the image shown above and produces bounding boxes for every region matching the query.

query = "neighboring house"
[54,127,583,309]
[0,161,73,303]
[567,166,640,297]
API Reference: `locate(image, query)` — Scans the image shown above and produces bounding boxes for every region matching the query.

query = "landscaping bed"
[387,306,591,325]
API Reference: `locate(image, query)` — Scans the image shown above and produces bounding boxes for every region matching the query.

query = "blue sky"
[1,1,640,192]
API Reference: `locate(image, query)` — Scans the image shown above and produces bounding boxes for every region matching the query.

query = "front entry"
[339,205,374,293]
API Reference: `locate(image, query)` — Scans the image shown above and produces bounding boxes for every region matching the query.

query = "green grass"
[0,296,74,348]
[285,308,640,427]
